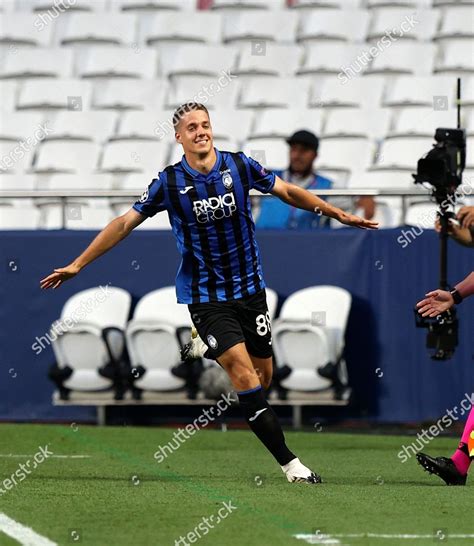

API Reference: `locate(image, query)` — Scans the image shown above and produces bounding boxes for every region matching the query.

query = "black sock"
[237,385,296,466]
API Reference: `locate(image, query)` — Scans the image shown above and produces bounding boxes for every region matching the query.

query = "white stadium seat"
[366,0,432,7]
[349,169,416,190]
[367,8,440,42]
[374,136,433,170]
[323,108,390,139]
[0,174,37,190]
[461,77,474,106]
[389,107,460,137]
[242,139,292,170]
[0,48,73,79]
[116,110,175,142]
[316,137,374,173]
[0,206,40,229]
[125,287,191,392]
[58,13,137,46]
[239,77,310,109]
[0,112,44,141]
[265,287,279,320]
[0,141,34,173]
[222,10,298,43]
[298,43,369,76]
[212,0,286,9]
[292,0,362,7]
[31,0,108,11]
[34,141,101,173]
[0,81,17,111]
[165,74,240,110]
[383,76,456,107]
[18,79,93,110]
[116,0,196,10]
[234,44,303,78]
[297,9,370,43]
[367,42,436,76]
[49,287,132,396]
[140,12,222,45]
[310,76,386,109]
[37,174,114,191]
[435,39,474,74]
[75,47,158,79]
[158,44,238,77]
[100,140,168,175]
[0,14,54,46]
[93,79,168,110]
[435,6,474,40]
[404,201,439,227]
[45,111,118,143]
[251,108,323,139]
[209,109,254,143]
[64,206,114,230]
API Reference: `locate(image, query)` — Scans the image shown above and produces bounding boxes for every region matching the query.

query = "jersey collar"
[181,148,222,179]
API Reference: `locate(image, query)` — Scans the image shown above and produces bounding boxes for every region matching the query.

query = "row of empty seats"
[1,7,473,47]
[0,41,472,78]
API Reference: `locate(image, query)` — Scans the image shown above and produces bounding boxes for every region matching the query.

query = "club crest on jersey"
[207,335,218,349]
[139,189,149,203]
[221,172,233,190]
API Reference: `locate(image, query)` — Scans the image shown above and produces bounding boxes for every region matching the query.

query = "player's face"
[289,144,317,175]
[175,110,213,156]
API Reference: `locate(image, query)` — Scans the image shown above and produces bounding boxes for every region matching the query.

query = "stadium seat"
[116,110,175,142]
[367,43,436,76]
[212,0,286,9]
[251,108,323,139]
[367,8,439,42]
[461,76,474,106]
[315,137,374,173]
[234,44,303,78]
[0,81,17,111]
[239,77,310,109]
[383,76,456,107]
[310,76,385,110]
[323,108,390,139]
[49,287,132,398]
[272,286,352,392]
[100,140,169,175]
[140,12,222,45]
[242,138,291,170]
[208,109,254,143]
[93,79,168,110]
[298,43,369,76]
[37,173,114,191]
[0,0,15,12]
[116,0,196,10]
[0,14,54,46]
[58,13,137,46]
[292,0,362,7]
[366,0,431,7]
[34,141,101,174]
[0,206,40,229]
[159,44,238,77]
[435,39,474,74]
[222,10,298,43]
[125,287,190,392]
[297,9,370,43]
[435,6,474,40]
[265,287,278,320]
[389,107,459,137]
[0,48,73,79]
[17,79,93,110]
[374,136,434,170]
[0,112,44,141]
[31,0,108,11]
[75,47,158,79]
[0,174,37,208]
[166,74,240,110]
[45,111,118,143]
[404,201,438,227]
[0,141,34,173]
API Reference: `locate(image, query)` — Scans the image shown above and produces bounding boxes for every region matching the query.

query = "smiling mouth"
[195,140,208,144]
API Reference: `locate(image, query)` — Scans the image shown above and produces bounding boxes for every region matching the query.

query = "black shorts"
[188,289,273,360]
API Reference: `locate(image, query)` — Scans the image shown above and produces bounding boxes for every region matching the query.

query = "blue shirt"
[256,170,333,230]
[133,149,276,304]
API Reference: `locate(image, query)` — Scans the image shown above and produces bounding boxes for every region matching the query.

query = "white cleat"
[281,457,322,484]
[181,327,209,361]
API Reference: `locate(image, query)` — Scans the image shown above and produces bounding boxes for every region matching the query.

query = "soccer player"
[40,102,378,484]
[416,271,474,485]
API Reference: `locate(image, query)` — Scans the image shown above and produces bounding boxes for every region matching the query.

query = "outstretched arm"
[270,177,378,229]
[416,271,474,317]
[40,208,146,290]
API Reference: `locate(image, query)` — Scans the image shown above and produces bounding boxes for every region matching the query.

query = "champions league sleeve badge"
[139,188,149,203]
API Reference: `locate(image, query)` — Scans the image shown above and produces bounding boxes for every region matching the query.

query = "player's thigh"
[216,342,261,391]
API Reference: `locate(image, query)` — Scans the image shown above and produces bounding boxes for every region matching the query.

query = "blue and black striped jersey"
[132,149,276,304]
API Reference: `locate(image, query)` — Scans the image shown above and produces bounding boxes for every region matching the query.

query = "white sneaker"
[180,327,208,361]
[281,457,322,484]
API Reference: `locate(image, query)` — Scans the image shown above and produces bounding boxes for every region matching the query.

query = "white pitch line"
[294,533,474,543]
[0,454,90,459]
[0,513,57,546]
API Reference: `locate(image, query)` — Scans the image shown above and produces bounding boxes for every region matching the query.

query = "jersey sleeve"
[132,173,167,217]
[241,153,276,194]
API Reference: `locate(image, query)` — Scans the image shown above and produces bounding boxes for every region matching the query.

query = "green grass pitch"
[0,424,472,546]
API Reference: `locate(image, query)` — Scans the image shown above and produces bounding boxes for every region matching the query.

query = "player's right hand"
[40,263,81,290]
[416,289,454,317]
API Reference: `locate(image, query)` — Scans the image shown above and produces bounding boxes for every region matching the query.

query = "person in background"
[255,130,375,229]
[435,205,474,247]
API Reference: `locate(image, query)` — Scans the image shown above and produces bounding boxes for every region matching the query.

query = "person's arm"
[40,208,146,290]
[416,271,474,317]
[270,176,379,229]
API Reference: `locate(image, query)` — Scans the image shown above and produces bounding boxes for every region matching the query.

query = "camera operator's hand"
[416,290,454,317]
[435,217,473,247]
[457,206,474,229]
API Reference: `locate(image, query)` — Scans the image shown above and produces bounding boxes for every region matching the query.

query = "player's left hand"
[416,290,454,317]
[337,212,379,230]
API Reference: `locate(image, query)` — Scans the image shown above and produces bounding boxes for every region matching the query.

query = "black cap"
[286,130,319,152]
